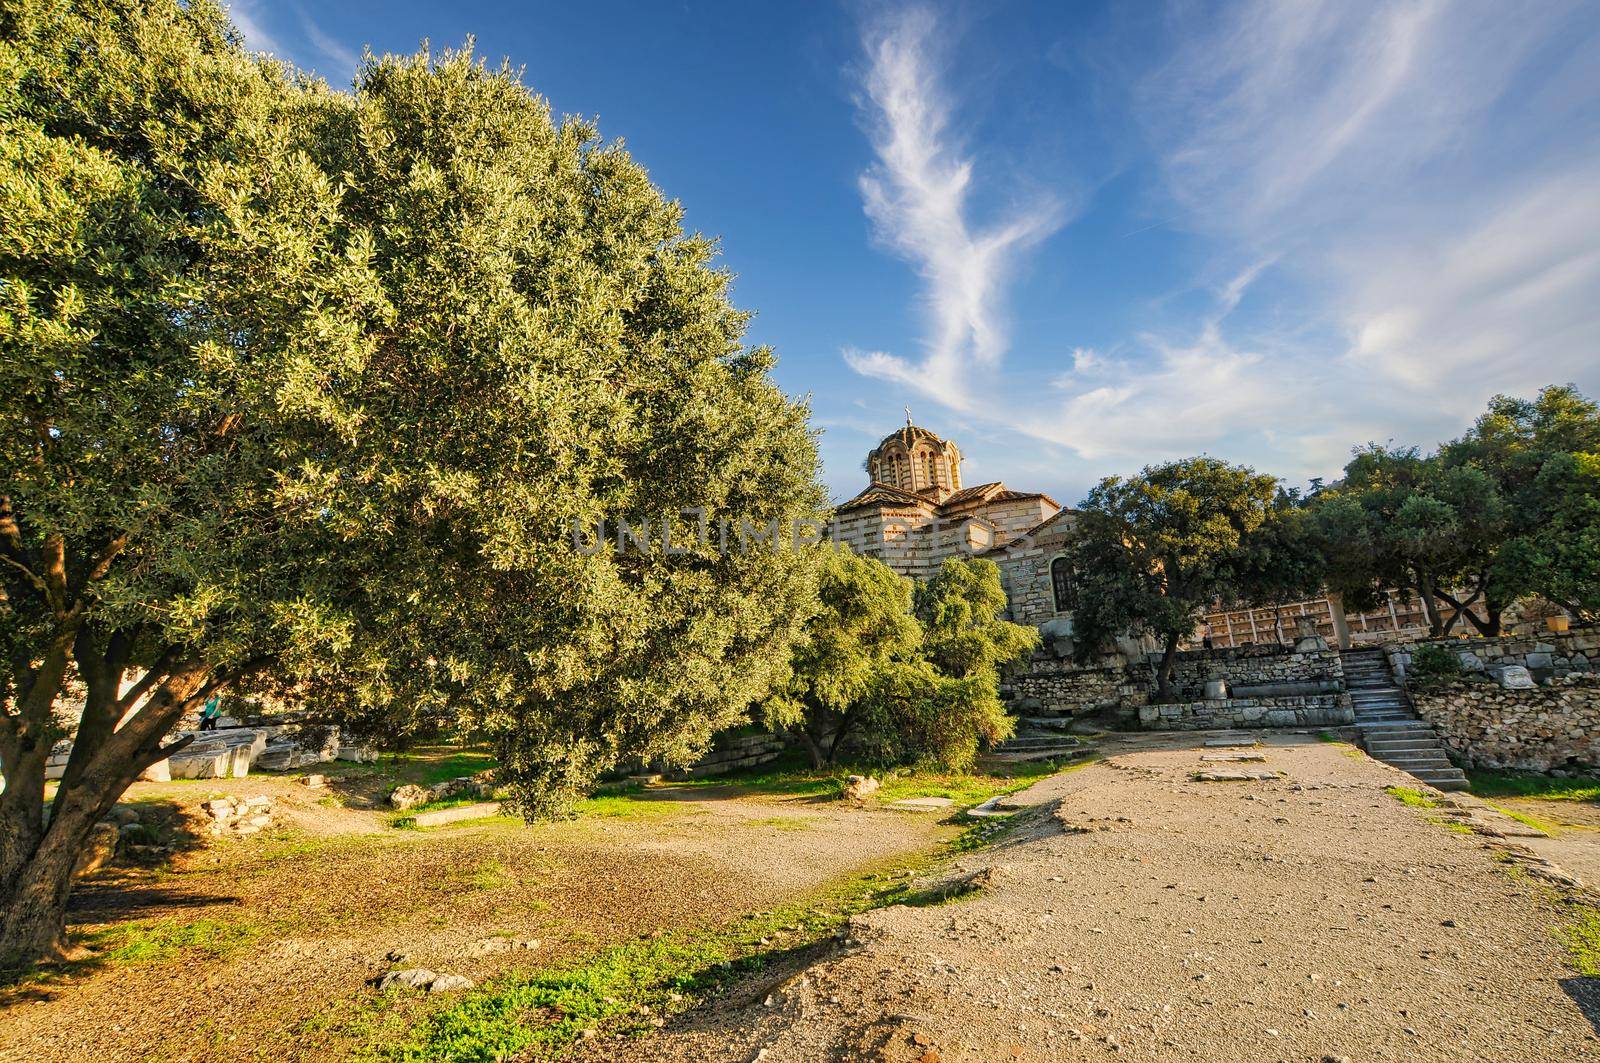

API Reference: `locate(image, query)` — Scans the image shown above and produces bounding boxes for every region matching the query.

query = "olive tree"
[0,0,821,966]
[1068,458,1280,702]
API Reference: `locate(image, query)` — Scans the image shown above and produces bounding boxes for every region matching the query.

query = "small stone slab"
[1201,752,1267,762]
[410,801,503,827]
[1192,769,1282,782]
[1204,738,1260,748]
[885,796,956,812]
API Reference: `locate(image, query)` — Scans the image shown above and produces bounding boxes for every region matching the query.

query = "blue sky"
[231,0,1600,506]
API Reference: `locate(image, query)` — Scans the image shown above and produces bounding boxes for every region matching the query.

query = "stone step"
[1406,769,1470,790]
[1367,741,1449,754]
[1018,716,1077,731]
[996,737,1081,751]
[1383,753,1455,768]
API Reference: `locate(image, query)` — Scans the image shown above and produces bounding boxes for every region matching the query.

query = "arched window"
[1051,556,1077,614]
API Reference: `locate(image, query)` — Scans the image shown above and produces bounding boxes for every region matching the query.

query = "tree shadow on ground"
[1562,977,1600,1035]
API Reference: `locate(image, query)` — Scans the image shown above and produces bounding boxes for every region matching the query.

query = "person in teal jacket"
[198,695,223,732]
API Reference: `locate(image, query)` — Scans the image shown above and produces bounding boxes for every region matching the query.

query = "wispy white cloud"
[226,1,360,80]
[295,6,361,79]
[843,6,1065,411]
[1120,0,1600,444]
[227,1,286,59]
[961,0,1599,491]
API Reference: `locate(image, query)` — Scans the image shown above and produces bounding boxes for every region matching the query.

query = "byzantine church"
[829,418,1081,630]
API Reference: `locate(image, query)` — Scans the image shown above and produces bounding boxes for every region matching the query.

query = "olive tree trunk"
[0,653,210,968]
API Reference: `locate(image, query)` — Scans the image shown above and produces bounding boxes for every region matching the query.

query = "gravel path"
[627,734,1600,1061]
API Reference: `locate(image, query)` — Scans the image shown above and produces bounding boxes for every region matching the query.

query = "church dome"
[875,423,947,451]
[866,419,962,498]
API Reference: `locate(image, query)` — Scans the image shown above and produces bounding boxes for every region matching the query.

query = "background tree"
[889,556,1036,769]
[1443,385,1600,624]
[761,547,921,769]
[1313,386,1599,636]
[913,557,1039,680]
[1,0,822,966]
[1230,489,1328,645]
[764,554,1034,771]
[1068,458,1279,702]
[1311,446,1505,636]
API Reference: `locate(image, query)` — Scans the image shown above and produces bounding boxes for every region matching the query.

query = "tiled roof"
[835,481,937,513]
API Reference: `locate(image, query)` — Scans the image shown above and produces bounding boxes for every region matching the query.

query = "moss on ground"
[1386,785,1441,809]
[1560,899,1600,976]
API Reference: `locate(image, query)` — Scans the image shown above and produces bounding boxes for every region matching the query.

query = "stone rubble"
[201,794,275,836]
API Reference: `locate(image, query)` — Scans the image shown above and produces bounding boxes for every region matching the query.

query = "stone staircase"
[1341,649,1469,791]
[987,718,1084,763]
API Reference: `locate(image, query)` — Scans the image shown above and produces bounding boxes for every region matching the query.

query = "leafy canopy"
[1068,457,1282,699]
[1,0,825,835]
[764,551,1034,771]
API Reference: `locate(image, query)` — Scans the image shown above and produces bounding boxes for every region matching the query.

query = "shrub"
[1408,644,1463,686]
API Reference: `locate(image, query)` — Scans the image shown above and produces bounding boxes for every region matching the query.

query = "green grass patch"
[85,916,258,965]
[1487,802,1559,834]
[668,747,1084,809]
[455,859,511,891]
[574,792,685,820]
[316,745,499,788]
[872,759,1068,806]
[1386,785,1441,809]
[1467,769,1600,803]
[1561,899,1600,976]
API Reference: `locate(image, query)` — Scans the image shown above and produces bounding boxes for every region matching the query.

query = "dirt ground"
[0,772,955,1063]
[612,734,1600,1061]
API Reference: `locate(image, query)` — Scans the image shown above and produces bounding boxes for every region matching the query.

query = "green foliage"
[1450,386,1600,623]
[1312,446,1507,635]
[760,546,920,766]
[1315,385,1600,634]
[1067,456,1281,700]
[0,0,826,860]
[913,557,1039,679]
[764,553,1033,772]
[1408,644,1464,685]
[1229,490,1328,641]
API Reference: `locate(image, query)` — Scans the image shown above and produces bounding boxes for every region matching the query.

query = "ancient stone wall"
[1385,630,1599,682]
[1165,646,1345,701]
[1137,694,1354,731]
[1408,675,1600,772]
[1008,664,1142,718]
